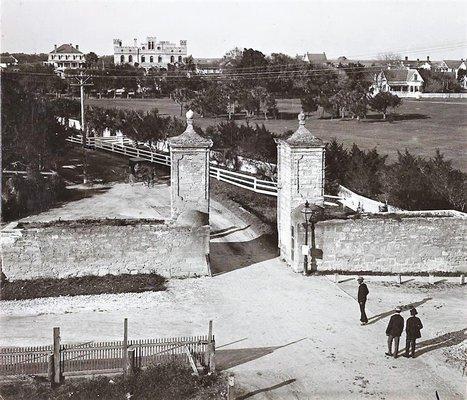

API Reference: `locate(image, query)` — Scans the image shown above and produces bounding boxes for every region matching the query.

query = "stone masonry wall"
[1,219,210,281]
[313,213,466,274]
[171,149,210,217]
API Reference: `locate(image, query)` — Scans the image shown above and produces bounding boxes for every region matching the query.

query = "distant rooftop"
[304,52,327,63]
[50,44,82,54]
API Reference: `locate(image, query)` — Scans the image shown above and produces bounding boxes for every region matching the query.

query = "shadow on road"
[211,225,251,239]
[366,297,433,325]
[236,379,297,399]
[416,328,466,357]
[210,234,278,275]
[216,338,307,370]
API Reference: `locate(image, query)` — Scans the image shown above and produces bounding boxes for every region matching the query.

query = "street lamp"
[301,201,324,275]
[309,203,324,273]
[301,201,312,275]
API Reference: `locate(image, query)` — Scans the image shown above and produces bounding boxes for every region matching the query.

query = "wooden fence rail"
[66,134,278,196]
[0,321,215,380]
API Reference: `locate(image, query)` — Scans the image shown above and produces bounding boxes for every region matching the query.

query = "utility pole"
[70,71,93,183]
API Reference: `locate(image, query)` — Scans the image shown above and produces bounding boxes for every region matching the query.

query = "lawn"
[85,97,467,171]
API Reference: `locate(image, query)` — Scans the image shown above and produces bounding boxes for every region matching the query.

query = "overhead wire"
[1,41,465,82]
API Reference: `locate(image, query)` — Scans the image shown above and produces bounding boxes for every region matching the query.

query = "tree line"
[53,97,466,213]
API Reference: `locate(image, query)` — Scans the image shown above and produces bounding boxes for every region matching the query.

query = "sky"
[1,0,466,60]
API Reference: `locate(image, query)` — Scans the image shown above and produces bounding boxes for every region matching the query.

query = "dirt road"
[1,185,465,399]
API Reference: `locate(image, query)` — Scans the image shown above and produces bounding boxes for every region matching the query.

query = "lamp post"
[309,203,324,272]
[302,201,324,275]
[301,201,312,275]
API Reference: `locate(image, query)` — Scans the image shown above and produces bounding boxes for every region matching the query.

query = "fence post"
[123,318,128,373]
[53,327,62,385]
[334,273,339,284]
[397,274,402,285]
[253,177,257,192]
[205,320,215,373]
[227,373,236,400]
[126,348,135,376]
[47,354,54,385]
[460,274,465,285]
[429,274,435,285]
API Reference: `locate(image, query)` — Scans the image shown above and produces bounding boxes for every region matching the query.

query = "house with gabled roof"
[437,60,466,78]
[373,68,424,97]
[46,43,86,72]
[302,52,328,64]
[0,54,18,69]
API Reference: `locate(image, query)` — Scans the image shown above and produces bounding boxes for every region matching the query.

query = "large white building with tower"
[113,36,187,69]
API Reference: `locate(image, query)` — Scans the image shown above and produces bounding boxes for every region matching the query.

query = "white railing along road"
[66,135,278,196]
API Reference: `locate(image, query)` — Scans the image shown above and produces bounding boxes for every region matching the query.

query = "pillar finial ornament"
[186,109,194,126]
[298,111,306,126]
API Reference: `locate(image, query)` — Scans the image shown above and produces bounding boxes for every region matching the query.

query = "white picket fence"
[66,135,278,196]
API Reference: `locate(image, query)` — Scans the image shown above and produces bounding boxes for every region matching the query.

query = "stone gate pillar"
[168,110,213,219]
[275,112,325,272]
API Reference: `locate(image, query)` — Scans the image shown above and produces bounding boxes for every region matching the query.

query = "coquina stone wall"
[312,211,466,274]
[1,217,210,281]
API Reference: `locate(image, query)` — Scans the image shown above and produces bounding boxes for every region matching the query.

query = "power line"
[2,40,465,82]
[1,64,392,81]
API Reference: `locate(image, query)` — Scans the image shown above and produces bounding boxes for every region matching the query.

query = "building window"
[128,55,133,63]
[158,56,162,63]
[150,56,153,63]
[178,56,182,63]
[120,55,125,63]
[141,56,145,63]
[170,55,174,63]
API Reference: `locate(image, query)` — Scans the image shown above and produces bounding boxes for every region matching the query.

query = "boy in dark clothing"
[385,306,404,358]
[404,308,423,358]
[357,277,369,325]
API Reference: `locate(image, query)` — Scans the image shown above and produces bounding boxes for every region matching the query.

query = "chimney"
[417,58,419,62]
[405,56,408,61]
[54,44,57,50]
[134,38,137,47]
[76,44,79,50]
[427,56,430,61]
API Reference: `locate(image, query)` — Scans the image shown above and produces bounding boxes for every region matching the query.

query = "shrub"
[1,172,67,222]
[0,362,226,400]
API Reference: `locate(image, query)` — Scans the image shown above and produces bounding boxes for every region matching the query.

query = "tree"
[255,87,277,119]
[190,83,229,117]
[300,65,340,116]
[418,69,462,93]
[324,139,350,194]
[85,52,99,68]
[368,92,402,119]
[377,52,402,63]
[1,74,70,171]
[171,88,195,116]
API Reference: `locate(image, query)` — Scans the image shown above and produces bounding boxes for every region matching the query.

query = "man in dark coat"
[404,308,423,358]
[385,306,404,358]
[357,277,369,325]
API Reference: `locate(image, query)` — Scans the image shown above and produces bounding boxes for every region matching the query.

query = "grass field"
[85,97,467,171]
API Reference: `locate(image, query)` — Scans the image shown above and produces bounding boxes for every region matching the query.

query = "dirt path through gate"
[1,183,465,399]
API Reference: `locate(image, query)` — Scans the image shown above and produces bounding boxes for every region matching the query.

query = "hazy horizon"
[1,0,466,60]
